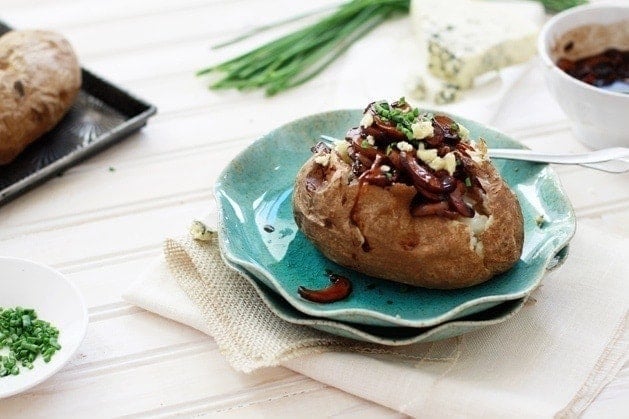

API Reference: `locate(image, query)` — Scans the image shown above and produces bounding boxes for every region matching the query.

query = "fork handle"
[488,148,629,165]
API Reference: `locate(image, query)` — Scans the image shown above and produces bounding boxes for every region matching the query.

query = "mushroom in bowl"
[538,3,629,149]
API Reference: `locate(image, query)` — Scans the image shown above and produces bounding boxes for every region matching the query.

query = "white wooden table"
[0,1,627,416]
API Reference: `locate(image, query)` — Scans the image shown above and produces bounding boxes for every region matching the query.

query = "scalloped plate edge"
[214,108,576,328]
[219,253,528,345]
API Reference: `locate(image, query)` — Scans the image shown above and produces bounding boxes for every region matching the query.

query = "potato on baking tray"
[293,98,524,290]
[0,30,81,165]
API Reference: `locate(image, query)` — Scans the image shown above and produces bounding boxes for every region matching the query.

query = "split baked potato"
[293,99,524,289]
[0,30,81,165]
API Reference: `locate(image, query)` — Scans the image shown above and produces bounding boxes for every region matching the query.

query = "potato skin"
[0,30,81,165]
[293,151,524,289]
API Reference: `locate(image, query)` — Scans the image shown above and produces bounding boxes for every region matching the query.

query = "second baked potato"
[0,30,81,165]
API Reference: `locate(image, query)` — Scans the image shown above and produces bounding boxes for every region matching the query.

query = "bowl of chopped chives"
[0,257,88,398]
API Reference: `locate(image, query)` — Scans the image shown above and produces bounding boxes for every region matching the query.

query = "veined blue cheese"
[407,72,461,105]
[410,0,542,88]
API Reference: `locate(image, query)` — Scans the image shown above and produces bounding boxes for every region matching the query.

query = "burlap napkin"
[124,219,628,417]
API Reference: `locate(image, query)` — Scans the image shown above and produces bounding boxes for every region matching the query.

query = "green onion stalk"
[197,0,587,96]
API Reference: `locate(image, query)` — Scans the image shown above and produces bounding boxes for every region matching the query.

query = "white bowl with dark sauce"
[538,2,628,149]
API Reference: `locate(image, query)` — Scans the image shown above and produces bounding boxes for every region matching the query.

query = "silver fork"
[318,135,629,174]
[487,148,629,173]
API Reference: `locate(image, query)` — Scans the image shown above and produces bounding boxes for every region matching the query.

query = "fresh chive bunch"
[198,0,587,96]
[0,307,61,377]
[539,0,587,12]
[197,0,408,95]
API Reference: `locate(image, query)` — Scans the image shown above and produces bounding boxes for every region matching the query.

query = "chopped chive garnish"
[0,307,61,377]
[373,98,422,139]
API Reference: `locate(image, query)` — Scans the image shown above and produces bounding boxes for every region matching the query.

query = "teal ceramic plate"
[222,256,527,345]
[215,109,575,327]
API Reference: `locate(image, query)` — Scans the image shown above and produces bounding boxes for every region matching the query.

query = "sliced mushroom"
[350,134,379,161]
[371,116,408,142]
[337,105,486,221]
[363,102,408,143]
[433,114,461,144]
[400,151,456,194]
[448,181,475,218]
[358,154,394,187]
[298,273,352,303]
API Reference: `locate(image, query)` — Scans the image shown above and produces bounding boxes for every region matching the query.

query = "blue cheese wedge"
[408,72,461,104]
[410,0,542,89]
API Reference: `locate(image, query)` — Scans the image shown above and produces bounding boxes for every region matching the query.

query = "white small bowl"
[0,257,88,398]
[538,3,629,149]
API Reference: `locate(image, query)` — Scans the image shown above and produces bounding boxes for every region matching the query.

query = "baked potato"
[293,99,524,289]
[0,30,81,165]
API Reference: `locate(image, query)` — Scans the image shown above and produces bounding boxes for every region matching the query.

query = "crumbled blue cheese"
[333,140,351,164]
[407,73,461,105]
[416,147,438,162]
[396,141,413,152]
[429,154,453,174]
[417,148,457,175]
[411,119,434,139]
[380,164,391,173]
[366,135,375,146]
[410,0,542,88]
[190,220,215,241]
[360,113,374,128]
[314,153,331,166]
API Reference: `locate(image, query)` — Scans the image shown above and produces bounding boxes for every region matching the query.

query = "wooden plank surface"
[0,0,626,417]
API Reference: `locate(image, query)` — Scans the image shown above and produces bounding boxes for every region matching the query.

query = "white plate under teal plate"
[222,256,526,345]
[0,257,88,398]
[215,109,575,328]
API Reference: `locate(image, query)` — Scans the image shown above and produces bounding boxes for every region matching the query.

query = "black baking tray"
[0,22,157,206]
